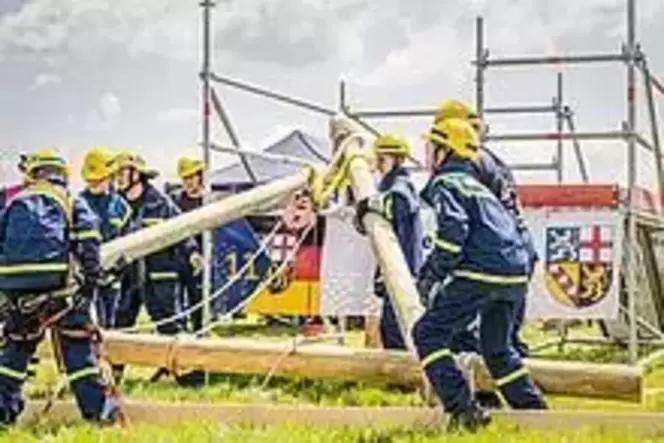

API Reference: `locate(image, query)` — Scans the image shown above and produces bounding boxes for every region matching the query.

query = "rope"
[258,332,345,391]
[114,220,284,333]
[194,222,314,336]
[148,223,314,376]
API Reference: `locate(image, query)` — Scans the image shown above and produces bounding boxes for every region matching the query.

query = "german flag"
[244,213,326,316]
[241,188,325,316]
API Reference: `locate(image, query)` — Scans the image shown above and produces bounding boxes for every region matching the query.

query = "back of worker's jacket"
[376,166,423,276]
[474,147,538,271]
[79,189,133,242]
[0,178,101,292]
[130,184,198,281]
[419,159,529,285]
[168,187,203,249]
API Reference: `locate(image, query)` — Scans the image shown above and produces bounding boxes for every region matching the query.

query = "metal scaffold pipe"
[485,131,629,143]
[555,72,565,183]
[210,88,258,183]
[480,53,627,68]
[200,0,215,352]
[509,161,559,172]
[209,73,336,116]
[350,104,556,119]
[625,0,639,365]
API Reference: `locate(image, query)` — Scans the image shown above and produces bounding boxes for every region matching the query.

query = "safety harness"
[0,181,129,426]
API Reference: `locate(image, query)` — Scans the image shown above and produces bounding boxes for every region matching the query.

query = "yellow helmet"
[81,146,117,182]
[177,156,204,179]
[434,99,478,123]
[23,147,71,177]
[422,117,480,161]
[112,151,159,179]
[373,134,411,157]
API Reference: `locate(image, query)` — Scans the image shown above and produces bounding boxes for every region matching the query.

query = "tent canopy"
[210,129,330,192]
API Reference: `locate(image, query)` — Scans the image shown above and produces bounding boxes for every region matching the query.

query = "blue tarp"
[211,219,272,315]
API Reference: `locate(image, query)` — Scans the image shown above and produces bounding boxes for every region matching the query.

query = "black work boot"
[475,390,503,409]
[446,403,491,434]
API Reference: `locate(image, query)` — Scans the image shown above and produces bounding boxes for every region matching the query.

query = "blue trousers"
[451,296,529,357]
[115,279,184,335]
[378,295,407,350]
[95,283,121,329]
[0,300,117,424]
[412,278,546,414]
[178,271,203,333]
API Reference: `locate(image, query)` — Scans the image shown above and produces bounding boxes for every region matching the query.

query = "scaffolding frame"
[199,0,664,364]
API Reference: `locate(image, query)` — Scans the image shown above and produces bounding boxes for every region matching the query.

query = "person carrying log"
[353,135,423,350]
[112,151,205,387]
[434,99,536,362]
[412,118,547,432]
[168,156,205,333]
[0,148,122,425]
[78,147,134,329]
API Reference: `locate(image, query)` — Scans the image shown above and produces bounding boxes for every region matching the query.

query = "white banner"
[319,206,381,317]
[319,206,623,320]
[525,208,623,320]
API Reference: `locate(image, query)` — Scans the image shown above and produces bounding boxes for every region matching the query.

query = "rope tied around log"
[165,334,184,376]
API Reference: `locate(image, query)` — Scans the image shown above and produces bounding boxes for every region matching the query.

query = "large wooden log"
[101,332,643,402]
[100,169,311,270]
[329,116,423,351]
[18,400,664,435]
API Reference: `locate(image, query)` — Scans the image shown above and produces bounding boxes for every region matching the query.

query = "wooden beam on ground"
[19,400,664,436]
[101,332,643,402]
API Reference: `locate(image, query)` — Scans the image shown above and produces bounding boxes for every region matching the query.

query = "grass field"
[6,320,664,442]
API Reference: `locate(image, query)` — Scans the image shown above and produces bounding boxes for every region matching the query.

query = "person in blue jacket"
[168,156,205,333]
[413,118,547,432]
[112,151,204,386]
[354,134,423,350]
[434,100,537,359]
[78,147,133,329]
[0,148,121,425]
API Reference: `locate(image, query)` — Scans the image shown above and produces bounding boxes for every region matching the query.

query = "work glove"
[354,194,388,235]
[190,252,205,276]
[373,274,386,298]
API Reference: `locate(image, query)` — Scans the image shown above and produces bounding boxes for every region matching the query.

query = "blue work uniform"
[115,183,199,335]
[373,166,423,349]
[450,147,535,357]
[79,189,133,329]
[0,177,119,424]
[412,158,547,415]
[168,188,203,333]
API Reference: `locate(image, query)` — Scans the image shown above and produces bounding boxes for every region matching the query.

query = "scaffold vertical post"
[339,79,347,111]
[475,16,486,133]
[641,58,664,211]
[626,0,639,365]
[555,72,564,183]
[200,0,214,379]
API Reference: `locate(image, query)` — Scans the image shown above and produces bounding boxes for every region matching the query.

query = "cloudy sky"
[2,0,664,191]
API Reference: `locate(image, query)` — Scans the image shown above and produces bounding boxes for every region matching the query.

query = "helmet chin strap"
[118,169,143,198]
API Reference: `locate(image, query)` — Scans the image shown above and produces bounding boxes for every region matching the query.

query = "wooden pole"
[100,170,311,270]
[100,332,643,402]
[19,400,664,435]
[329,115,424,352]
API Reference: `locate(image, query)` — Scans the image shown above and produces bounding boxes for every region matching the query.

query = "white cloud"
[84,92,121,130]
[30,72,61,90]
[156,107,198,123]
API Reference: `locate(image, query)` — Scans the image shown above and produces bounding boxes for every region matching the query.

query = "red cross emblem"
[579,225,613,263]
